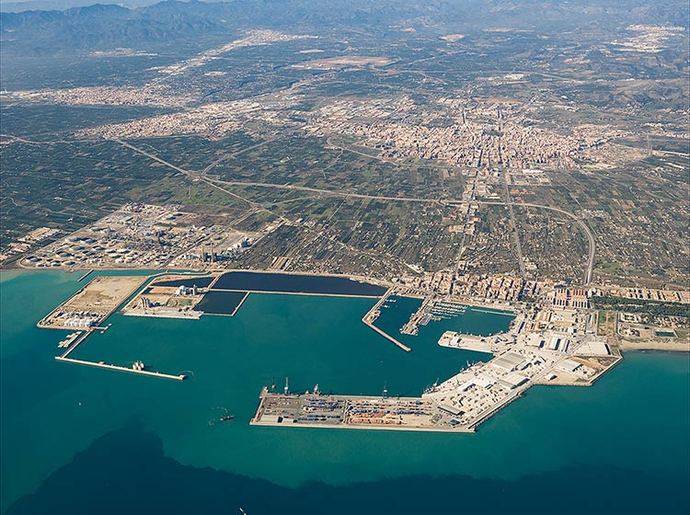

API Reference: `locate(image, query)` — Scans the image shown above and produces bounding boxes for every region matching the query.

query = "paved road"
[114,139,279,217]
[205,176,447,203]
[500,167,527,278]
[202,137,279,174]
[478,200,596,285]
[115,138,596,285]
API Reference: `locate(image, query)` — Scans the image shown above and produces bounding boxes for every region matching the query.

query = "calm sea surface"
[1,270,688,514]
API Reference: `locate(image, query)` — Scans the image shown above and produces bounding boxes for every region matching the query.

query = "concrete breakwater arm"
[363,319,412,352]
[55,356,186,381]
[361,290,412,352]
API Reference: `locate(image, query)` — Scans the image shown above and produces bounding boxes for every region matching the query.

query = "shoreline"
[1,265,394,289]
[619,341,690,352]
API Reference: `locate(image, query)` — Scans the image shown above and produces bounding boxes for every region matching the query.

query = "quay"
[212,288,381,299]
[38,275,146,331]
[251,388,471,433]
[122,310,202,320]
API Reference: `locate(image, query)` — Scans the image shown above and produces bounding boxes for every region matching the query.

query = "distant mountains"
[2,2,234,56]
[1,0,688,57]
[0,0,158,14]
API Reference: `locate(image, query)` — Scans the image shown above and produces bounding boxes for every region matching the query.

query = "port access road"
[114,139,596,285]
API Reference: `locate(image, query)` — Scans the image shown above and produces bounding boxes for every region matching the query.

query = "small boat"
[219,414,235,422]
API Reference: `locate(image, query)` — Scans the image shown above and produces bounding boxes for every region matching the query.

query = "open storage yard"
[38,275,145,330]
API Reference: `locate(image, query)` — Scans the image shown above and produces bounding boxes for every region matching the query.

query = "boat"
[208,407,235,426]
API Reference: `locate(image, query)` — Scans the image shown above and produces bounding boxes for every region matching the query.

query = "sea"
[1,270,688,514]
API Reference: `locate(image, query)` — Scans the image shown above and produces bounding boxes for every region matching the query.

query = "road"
[478,200,596,285]
[500,167,527,278]
[201,137,279,174]
[114,138,596,285]
[114,139,278,218]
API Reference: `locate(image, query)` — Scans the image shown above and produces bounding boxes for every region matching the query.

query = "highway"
[114,138,596,285]
[201,136,280,174]
[206,177,596,285]
[477,200,596,285]
[114,139,282,219]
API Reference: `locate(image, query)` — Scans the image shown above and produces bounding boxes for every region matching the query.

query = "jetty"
[53,328,186,380]
[361,291,412,352]
[230,292,250,316]
[77,269,94,283]
[55,356,186,381]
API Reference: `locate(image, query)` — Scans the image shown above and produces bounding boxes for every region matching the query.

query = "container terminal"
[252,303,622,433]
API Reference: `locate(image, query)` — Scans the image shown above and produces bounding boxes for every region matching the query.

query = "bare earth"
[39,275,145,329]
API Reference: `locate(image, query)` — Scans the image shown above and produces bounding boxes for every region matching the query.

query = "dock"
[400,296,434,335]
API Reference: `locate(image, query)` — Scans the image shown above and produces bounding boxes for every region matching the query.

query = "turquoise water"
[1,271,689,514]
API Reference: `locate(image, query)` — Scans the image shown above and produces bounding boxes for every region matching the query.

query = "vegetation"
[591,296,690,318]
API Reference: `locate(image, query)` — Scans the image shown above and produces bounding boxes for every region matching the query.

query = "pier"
[230,292,250,316]
[55,356,186,381]
[363,320,412,352]
[55,331,186,381]
[77,269,94,283]
[400,296,434,335]
[361,291,412,352]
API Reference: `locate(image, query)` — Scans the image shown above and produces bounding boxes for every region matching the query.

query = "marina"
[361,292,412,352]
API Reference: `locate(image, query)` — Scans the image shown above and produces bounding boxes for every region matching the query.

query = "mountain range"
[1,0,688,57]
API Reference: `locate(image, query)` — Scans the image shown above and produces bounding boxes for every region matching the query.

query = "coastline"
[619,340,690,352]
